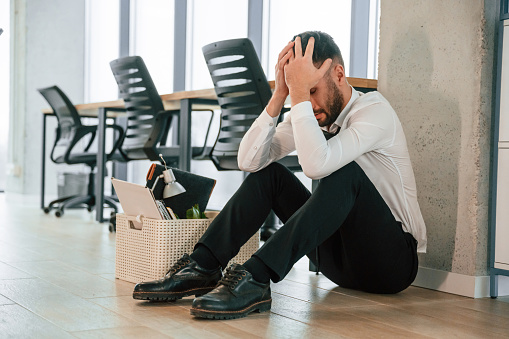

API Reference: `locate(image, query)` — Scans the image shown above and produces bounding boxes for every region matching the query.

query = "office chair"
[38,86,124,217]
[202,38,301,240]
[202,38,300,172]
[100,56,214,226]
[109,56,214,167]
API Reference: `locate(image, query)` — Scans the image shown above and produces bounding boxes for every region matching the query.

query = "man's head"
[292,31,344,69]
[291,31,349,127]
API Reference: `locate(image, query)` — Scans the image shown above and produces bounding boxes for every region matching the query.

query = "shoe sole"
[189,298,272,320]
[133,286,214,302]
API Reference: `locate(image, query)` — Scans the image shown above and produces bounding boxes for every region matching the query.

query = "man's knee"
[244,162,292,184]
[319,161,364,185]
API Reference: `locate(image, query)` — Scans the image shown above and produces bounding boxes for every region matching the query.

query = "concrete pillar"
[378,0,498,296]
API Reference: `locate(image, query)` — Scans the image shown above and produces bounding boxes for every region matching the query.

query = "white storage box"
[115,213,260,283]
[57,172,88,198]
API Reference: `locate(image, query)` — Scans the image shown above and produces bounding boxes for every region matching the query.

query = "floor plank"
[271,293,431,338]
[0,304,74,338]
[393,301,509,336]
[71,326,171,339]
[9,260,134,298]
[0,278,137,332]
[0,262,34,280]
[341,303,508,339]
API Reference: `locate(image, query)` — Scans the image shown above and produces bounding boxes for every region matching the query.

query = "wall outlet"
[7,163,22,177]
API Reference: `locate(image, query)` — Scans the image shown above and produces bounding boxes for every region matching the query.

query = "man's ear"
[334,64,346,84]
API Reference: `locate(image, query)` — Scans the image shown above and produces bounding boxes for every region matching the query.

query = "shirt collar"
[322,85,358,134]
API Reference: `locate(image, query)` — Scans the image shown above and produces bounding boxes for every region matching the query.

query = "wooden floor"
[1,194,508,338]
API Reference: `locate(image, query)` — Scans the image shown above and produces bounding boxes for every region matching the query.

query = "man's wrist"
[266,93,287,118]
[289,88,310,106]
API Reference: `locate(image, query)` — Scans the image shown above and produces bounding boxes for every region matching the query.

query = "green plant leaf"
[186,204,205,219]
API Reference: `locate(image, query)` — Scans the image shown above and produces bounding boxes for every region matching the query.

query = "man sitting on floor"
[132,31,427,320]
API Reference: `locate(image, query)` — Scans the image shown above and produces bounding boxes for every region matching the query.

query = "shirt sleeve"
[291,101,395,179]
[238,109,296,172]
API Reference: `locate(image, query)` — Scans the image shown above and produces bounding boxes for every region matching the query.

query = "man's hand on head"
[284,36,332,106]
[266,41,295,118]
[273,40,294,100]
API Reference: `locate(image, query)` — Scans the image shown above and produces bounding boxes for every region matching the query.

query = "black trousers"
[197,162,418,294]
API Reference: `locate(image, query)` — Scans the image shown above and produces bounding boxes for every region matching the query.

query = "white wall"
[8,0,86,195]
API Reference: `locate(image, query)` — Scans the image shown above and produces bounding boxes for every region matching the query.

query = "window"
[130,0,175,94]
[263,0,352,79]
[85,0,120,103]
[187,0,249,90]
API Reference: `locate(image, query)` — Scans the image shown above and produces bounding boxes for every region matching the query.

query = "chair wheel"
[109,212,116,232]
[43,207,51,214]
[55,210,63,217]
[87,206,93,212]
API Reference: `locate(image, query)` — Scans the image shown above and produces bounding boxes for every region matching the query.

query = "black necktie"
[322,127,340,140]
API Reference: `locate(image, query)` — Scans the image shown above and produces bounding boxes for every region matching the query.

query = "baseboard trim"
[412,266,509,298]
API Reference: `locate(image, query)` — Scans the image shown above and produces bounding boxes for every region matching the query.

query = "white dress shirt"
[238,87,427,253]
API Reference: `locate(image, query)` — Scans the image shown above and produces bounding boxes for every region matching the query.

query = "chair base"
[44,194,118,218]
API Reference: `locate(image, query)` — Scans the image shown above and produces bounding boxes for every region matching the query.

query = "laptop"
[111,178,163,229]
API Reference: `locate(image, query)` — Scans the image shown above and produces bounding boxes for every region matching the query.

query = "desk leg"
[179,98,192,172]
[112,116,128,183]
[41,114,47,210]
[490,272,499,298]
[95,107,106,223]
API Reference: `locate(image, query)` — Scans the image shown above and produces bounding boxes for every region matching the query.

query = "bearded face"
[314,75,344,127]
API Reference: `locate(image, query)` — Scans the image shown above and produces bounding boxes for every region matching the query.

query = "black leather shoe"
[190,263,271,319]
[133,254,222,301]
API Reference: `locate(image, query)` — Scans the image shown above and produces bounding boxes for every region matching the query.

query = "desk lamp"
[153,154,186,198]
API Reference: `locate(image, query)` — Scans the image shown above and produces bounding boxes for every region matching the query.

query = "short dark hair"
[292,31,344,68]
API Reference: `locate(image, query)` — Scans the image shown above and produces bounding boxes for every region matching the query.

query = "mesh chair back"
[109,56,167,160]
[202,38,272,170]
[38,86,83,156]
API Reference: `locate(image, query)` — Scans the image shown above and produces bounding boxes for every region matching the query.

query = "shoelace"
[166,256,191,276]
[219,266,247,290]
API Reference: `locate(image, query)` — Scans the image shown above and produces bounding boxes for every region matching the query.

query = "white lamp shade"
[163,181,186,198]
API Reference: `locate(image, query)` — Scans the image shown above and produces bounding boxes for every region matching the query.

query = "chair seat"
[55,153,97,166]
[210,154,301,172]
[155,145,214,163]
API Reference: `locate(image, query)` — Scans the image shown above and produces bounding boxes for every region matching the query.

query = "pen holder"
[115,212,260,284]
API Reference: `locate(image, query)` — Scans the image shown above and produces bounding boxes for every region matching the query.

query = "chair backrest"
[38,85,83,130]
[109,56,168,160]
[202,38,272,170]
[38,86,83,160]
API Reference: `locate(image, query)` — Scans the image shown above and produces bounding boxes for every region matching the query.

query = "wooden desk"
[41,77,377,222]
[42,77,376,114]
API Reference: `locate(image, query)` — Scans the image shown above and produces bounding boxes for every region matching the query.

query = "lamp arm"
[151,175,163,192]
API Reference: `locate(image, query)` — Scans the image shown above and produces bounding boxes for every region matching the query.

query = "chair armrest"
[104,123,125,156]
[156,110,180,146]
[192,109,215,158]
[155,109,214,156]
[59,125,97,163]
[156,109,180,122]
[94,107,126,156]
